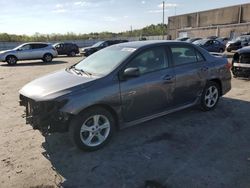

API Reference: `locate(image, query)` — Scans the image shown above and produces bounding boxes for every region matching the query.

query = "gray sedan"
[19,41,231,151]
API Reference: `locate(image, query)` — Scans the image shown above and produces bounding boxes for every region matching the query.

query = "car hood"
[82,47,95,51]
[237,46,250,54]
[227,40,240,44]
[0,49,15,54]
[19,69,98,101]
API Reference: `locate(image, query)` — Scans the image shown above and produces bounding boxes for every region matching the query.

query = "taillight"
[225,60,232,70]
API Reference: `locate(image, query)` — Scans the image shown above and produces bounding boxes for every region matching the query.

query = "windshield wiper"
[78,69,92,76]
[69,66,82,75]
[69,66,92,76]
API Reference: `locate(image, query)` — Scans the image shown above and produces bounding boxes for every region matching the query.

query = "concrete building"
[168,3,250,39]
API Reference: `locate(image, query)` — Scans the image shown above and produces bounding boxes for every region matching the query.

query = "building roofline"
[168,3,249,19]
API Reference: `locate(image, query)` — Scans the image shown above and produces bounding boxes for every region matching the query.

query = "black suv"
[53,43,79,56]
[81,40,128,56]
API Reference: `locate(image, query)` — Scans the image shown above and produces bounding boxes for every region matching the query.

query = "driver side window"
[126,47,168,75]
[19,44,31,50]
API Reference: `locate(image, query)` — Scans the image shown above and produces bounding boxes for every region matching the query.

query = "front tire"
[200,81,220,111]
[43,53,53,62]
[6,55,17,65]
[69,107,115,151]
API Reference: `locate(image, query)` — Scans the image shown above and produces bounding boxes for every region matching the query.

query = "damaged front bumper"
[19,94,70,135]
[232,66,250,77]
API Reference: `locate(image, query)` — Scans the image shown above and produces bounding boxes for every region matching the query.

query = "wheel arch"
[207,79,222,96]
[5,54,18,61]
[68,103,120,131]
[43,52,53,58]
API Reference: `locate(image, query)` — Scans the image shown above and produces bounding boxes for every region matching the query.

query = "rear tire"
[6,55,17,65]
[200,81,220,111]
[69,51,76,57]
[69,107,115,151]
[43,53,53,62]
[219,48,224,53]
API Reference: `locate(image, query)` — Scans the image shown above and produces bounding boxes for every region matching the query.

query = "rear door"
[31,44,48,58]
[64,43,71,54]
[169,44,207,106]
[119,46,175,122]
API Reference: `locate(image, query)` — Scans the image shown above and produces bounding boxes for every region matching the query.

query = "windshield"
[74,46,135,75]
[92,41,104,47]
[13,44,25,50]
[234,36,250,42]
[234,37,243,41]
[193,39,207,45]
[53,43,59,47]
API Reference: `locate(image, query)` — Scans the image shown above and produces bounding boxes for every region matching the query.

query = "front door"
[55,44,65,55]
[17,44,33,60]
[119,46,175,122]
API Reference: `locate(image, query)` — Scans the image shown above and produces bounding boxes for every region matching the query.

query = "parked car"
[53,42,79,56]
[231,46,250,78]
[186,38,202,43]
[81,40,128,56]
[19,41,231,151]
[139,37,147,41]
[175,37,189,41]
[0,42,58,65]
[193,39,225,53]
[226,35,250,52]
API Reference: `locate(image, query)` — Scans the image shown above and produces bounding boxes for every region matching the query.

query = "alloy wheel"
[204,86,219,108]
[80,115,110,147]
[45,54,52,62]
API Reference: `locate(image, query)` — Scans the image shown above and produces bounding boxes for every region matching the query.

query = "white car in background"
[0,42,58,65]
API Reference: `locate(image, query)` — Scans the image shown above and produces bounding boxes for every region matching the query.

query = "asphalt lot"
[0,56,250,188]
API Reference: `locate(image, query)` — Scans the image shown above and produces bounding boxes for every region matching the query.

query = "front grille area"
[19,95,69,135]
[240,53,250,64]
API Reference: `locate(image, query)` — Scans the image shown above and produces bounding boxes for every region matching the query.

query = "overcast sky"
[0,0,249,35]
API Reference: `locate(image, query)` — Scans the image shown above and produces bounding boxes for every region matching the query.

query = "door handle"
[162,75,174,83]
[200,67,208,72]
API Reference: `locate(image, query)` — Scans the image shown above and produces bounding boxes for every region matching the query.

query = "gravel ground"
[0,56,250,188]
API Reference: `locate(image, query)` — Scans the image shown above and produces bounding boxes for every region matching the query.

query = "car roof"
[237,46,250,54]
[115,40,193,49]
[111,40,214,62]
[22,42,51,45]
[54,42,74,44]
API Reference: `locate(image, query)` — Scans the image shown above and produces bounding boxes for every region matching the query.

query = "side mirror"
[120,67,140,80]
[17,48,22,51]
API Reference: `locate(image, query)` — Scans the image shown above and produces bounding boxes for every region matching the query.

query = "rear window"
[170,45,205,66]
[170,46,196,65]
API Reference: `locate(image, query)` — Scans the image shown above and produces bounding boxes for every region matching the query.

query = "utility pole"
[162,1,165,40]
[130,25,133,38]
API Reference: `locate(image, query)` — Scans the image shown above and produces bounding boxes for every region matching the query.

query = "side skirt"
[122,99,199,129]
